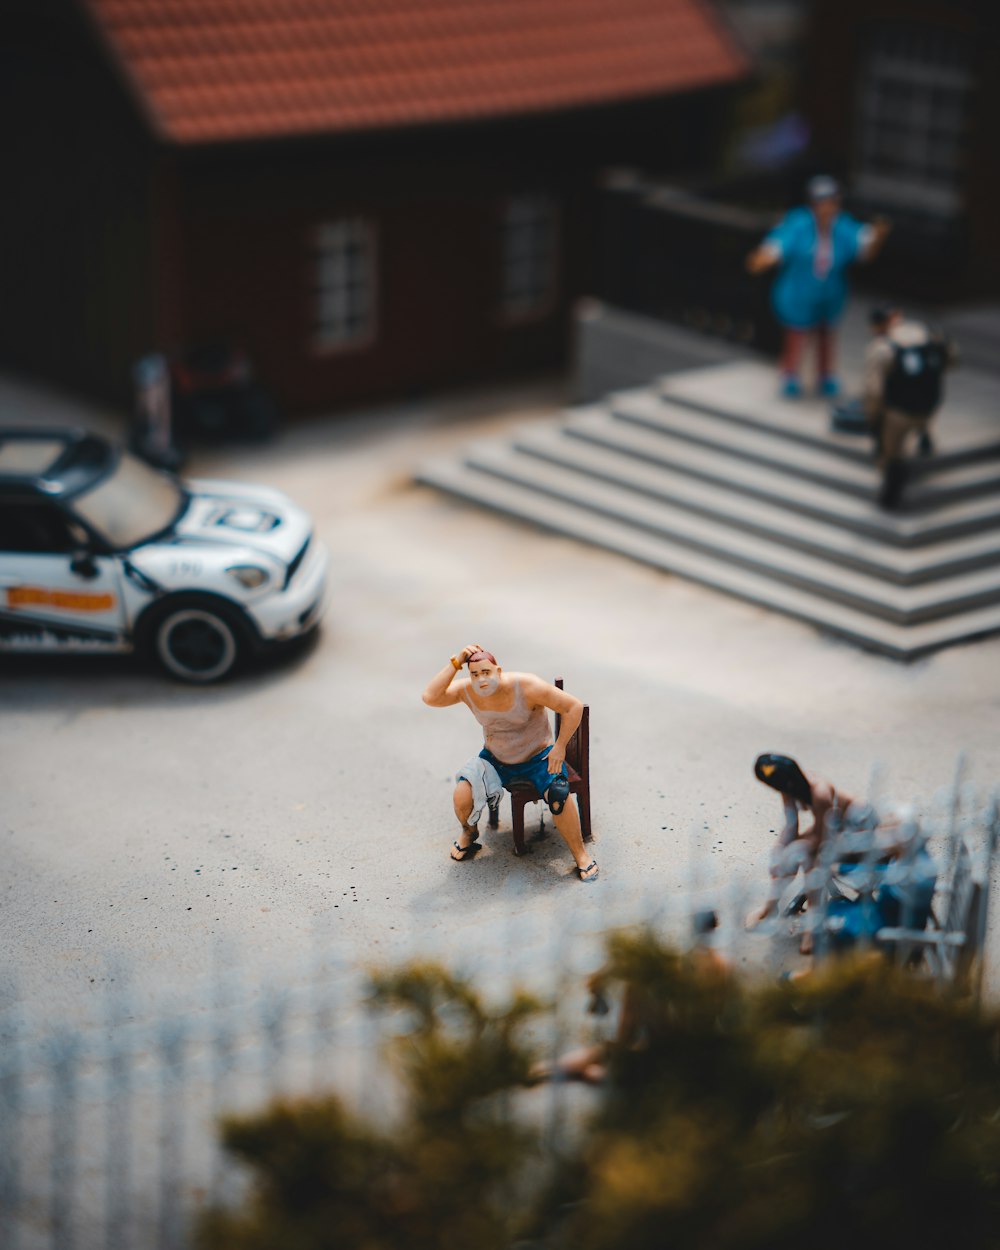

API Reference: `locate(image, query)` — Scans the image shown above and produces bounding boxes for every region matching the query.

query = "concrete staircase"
[417,362,1000,659]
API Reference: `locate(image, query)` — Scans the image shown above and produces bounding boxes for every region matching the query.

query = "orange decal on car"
[7,586,116,612]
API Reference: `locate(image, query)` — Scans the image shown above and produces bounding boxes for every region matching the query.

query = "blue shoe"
[780,374,802,398]
[820,375,840,397]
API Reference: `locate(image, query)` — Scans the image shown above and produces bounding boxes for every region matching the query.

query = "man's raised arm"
[422,643,481,707]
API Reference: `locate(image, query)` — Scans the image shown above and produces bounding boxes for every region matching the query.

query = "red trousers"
[780,326,835,378]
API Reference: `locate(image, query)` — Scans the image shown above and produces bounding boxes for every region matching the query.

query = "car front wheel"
[147,598,248,683]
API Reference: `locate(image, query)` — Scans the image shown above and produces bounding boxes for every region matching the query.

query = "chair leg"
[511,796,527,856]
[487,795,500,830]
[578,787,592,842]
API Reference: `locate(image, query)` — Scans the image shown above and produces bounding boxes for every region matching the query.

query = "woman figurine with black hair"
[746,754,856,952]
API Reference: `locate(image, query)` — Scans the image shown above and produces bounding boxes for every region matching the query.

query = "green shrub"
[199,942,1000,1250]
[197,963,542,1250]
[554,937,1000,1250]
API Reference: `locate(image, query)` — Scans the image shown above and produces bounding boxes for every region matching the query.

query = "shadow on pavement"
[0,626,323,710]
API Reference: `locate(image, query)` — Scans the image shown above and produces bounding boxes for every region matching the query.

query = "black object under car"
[170,344,279,444]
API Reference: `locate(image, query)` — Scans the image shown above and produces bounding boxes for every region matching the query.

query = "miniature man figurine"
[746,176,891,398]
[422,644,598,882]
[863,305,954,510]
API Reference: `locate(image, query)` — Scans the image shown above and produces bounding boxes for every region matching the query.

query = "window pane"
[0,505,75,553]
[499,194,557,318]
[855,24,972,217]
[312,219,376,349]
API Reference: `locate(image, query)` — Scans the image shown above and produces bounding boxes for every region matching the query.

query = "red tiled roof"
[80,0,749,145]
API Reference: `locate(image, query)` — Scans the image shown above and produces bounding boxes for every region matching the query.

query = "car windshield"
[71,450,185,548]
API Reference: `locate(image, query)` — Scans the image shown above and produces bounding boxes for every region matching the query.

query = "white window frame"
[854,24,973,218]
[499,193,559,322]
[310,218,377,353]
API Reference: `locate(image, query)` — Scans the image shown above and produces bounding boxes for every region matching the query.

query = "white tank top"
[462,677,551,764]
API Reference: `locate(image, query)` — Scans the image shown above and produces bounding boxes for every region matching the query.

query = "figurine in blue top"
[746,176,890,398]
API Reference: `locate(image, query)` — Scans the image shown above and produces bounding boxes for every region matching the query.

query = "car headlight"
[226,565,270,589]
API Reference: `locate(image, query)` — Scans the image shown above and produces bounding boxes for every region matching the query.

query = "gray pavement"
[2,342,1000,1037]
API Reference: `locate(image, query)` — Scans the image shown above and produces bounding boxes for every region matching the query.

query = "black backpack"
[883,337,948,417]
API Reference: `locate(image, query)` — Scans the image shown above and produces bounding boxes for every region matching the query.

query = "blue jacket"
[766,206,869,329]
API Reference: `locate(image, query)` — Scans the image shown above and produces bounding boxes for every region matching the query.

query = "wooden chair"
[488,678,592,856]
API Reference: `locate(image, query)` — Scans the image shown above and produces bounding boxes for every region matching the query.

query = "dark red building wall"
[170,161,543,411]
[164,93,726,415]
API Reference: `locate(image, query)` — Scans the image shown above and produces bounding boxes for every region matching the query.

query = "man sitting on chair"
[422,644,598,882]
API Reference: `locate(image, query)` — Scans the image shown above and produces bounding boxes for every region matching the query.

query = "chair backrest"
[553,677,589,777]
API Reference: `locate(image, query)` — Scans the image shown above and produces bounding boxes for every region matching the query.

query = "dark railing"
[593,175,787,355]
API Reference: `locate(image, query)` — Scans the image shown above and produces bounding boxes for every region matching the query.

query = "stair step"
[566,407,1000,546]
[611,389,877,496]
[511,424,1000,585]
[609,390,1000,509]
[416,457,1000,660]
[660,360,1000,472]
[459,443,1000,626]
[416,358,1000,659]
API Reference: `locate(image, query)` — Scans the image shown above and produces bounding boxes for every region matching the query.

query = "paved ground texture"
[3,347,1000,1034]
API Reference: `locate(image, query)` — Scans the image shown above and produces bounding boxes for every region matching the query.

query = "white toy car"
[0,428,329,682]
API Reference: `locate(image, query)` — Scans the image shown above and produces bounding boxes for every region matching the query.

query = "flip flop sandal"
[577,860,599,883]
[451,840,482,862]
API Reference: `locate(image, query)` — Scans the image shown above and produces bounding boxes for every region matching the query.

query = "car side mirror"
[70,552,99,580]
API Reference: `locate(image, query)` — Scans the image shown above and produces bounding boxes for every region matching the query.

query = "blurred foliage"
[197,963,543,1250]
[199,940,1000,1250]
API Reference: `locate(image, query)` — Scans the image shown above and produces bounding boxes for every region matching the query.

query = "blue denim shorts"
[480,745,567,797]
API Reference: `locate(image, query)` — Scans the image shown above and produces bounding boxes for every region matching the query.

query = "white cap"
[807,174,842,202]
